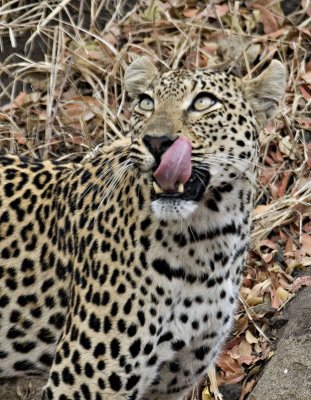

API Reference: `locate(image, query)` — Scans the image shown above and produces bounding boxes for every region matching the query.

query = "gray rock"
[248,275,311,400]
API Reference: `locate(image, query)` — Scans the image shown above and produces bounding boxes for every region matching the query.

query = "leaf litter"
[0,0,310,399]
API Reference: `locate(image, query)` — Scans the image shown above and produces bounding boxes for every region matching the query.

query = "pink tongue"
[153,137,192,192]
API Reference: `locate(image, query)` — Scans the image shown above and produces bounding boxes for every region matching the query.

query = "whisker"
[194,157,256,185]
[204,152,261,168]
[193,171,206,187]
[91,162,133,227]
[77,151,131,204]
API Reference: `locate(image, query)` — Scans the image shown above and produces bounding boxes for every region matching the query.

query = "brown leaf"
[238,340,254,364]
[205,4,229,18]
[268,181,278,200]
[216,352,246,384]
[14,133,27,145]
[245,330,259,344]
[298,27,311,36]
[201,43,217,56]
[259,167,275,185]
[253,204,273,217]
[285,235,294,254]
[299,84,311,100]
[182,8,199,18]
[258,6,279,34]
[276,286,289,302]
[13,92,28,107]
[270,287,284,309]
[277,172,291,197]
[302,0,311,17]
[301,71,311,83]
[233,315,250,335]
[68,134,86,145]
[217,352,243,374]
[214,4,229,17]
[291,275,311,292]
[264,28,288,39]
[260,239,278,250]
[61,97,101,124]
[239,379,257,400]
[246,295,264,306]
[271,146,284,163]
[301,234,311,256]
[243,276,254,288]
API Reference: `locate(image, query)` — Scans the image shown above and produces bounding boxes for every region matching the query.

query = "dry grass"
[0,1,310,399]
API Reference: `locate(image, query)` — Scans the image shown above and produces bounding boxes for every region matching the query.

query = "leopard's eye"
[191,93,218,111]
[139,95,154,111]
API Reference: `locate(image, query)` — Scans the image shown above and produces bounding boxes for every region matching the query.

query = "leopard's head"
[124,57,286,220]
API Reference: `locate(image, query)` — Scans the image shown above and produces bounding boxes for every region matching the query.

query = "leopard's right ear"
[243,60,286,128]
[124,57,158,98]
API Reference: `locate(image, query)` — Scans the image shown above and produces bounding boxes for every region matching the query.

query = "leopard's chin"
[150,170,210,220]
[151,198,198,221]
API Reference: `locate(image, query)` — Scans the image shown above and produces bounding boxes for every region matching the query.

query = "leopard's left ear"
[124,56,159,98]
[243,60,286,127]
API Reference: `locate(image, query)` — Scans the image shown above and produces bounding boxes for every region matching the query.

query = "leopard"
[0,57,286,400]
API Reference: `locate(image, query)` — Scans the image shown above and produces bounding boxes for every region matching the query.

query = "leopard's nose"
[143,135,175,160]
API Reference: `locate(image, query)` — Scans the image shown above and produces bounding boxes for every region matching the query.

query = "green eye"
[139,95,154,111]
[192,93,217,111]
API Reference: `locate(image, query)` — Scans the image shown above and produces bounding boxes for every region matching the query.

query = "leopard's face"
[125,62,266,221]
[125,57,285,221]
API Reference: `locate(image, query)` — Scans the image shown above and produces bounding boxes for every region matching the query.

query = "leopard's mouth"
[151,170,210,202]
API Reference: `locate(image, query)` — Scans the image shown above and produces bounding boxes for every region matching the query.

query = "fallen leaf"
[277,172,291,197]
[301,234,311,256]
[253,204,273,217]
[279,136,295,159]
[239,378,257,400]
[285,235,294,254]
[238,340,253,363]
[14,133,27,145]
[276,287,289,302]
[61,97,101,124]
[246,295,264,306]
[258,6,279,34]
[260,239,279,250]
[202,387,212,400]
[291,275,311,292]
[233,315,250,335]
[13,92,28,107]
[302,0,311,17]
[214,4,230,17]
[301,71,311,83]
[245,330,258,344]
[201,43,217,56]
[205,4,229,18]
[270,287,283,309]
[183,8,199,18]
[300,84,311,100]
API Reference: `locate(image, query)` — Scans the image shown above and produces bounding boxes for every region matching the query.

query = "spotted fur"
[0,59,286,400]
